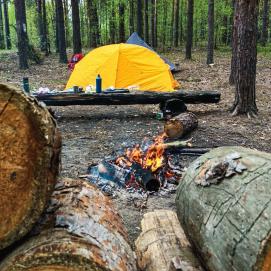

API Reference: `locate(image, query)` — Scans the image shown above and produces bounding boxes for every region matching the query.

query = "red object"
[68,53,84,71]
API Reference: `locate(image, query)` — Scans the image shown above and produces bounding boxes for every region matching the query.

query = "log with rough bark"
[135,210,203,271]
[176,146,271,271]
[33,90,221,106]
[0,178,137,271]
[164,112,198,139]
[0,84,61,250]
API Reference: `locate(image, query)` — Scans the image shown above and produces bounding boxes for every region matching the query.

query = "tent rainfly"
[66,43,180,92]
[126,32,177,72]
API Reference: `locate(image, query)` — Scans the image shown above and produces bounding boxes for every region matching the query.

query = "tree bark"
[151,0,157,48]
[207,0,214,64]
[109,0,116,44]
[229,0,238,85]
[3,0,11,49]
[136,210,203,271]
[129,0,135,35]
[42,0,50,55]
[144,0,149,43]
[34,90,221,106]
[176,146,271,271]
[137,0,143,37]
[0,178,137,271]
[55,0,67,63]
[261,0,269,46]
[71,0,82,54]
[0,84,61,251]
[164,112,198,139]
[86,0,100,48]
[231,0,258,117]
[119,2,125,43]
[14,0,28,69]
[174,0,180,47]
[36,0,44,51]
[185,0,194,59]
[0,1,5,49]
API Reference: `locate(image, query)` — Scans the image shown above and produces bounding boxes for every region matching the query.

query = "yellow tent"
[66,43,179,92]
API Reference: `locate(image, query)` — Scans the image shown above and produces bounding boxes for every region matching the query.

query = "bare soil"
[1,49,270,244]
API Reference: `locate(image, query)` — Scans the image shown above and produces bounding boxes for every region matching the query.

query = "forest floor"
[1,49,271,244]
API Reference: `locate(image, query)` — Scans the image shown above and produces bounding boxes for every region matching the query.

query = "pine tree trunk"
[174,0,180,47]
[63,0,69,47]
[36,0,44,51]
[87,0,99,48]
[137,0,143,37]
[0,84,61,250]
[151,0,157,48]
[261,0,269,46]
[3,0,11,49]
[176,146,271,271]
[55,0,67,63]
[109,0,116,44]
[42,0,50,55]
[0,1,5,49]
[207,0,214,64]
[229,0,237,85]
[179,0,184,44]
[129,0,135,35]
[14,0,28,69]
[231,0,258,117]
[71,0,82,54]
[185,0,194,59]
[144,0,149,43]
[119,2,125,42]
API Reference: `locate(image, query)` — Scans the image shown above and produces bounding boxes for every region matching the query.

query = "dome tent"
[126,32,177,72]
[65,43,179,92]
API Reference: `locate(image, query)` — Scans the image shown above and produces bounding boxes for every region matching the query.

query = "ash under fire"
[86,133,184,196]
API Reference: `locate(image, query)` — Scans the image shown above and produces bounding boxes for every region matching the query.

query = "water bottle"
[96,74,102,93]
[22,77,30,93]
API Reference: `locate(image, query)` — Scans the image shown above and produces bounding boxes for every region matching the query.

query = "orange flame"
[116,133,167,172]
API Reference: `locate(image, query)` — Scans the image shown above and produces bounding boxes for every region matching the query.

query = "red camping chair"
[68,53,84,71]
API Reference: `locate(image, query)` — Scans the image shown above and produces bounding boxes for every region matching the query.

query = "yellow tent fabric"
[66,43,180,91]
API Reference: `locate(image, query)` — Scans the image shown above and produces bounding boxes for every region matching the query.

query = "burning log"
[164,112,198,139]
[0,178,137,271]
[176,146,271,271]
[0,84,61,250]
[135,210,203,271]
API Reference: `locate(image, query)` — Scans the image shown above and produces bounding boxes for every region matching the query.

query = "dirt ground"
[1,49,271,244]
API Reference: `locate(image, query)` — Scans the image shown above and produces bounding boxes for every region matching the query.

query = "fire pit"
[85,133,188,196]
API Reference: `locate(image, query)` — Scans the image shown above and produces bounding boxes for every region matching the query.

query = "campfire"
[86,133,186,195]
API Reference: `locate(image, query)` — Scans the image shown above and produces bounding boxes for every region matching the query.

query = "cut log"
[0,84,61,250]
[164,112,198,139]
[0,178,137,271]
[176,146,271,271]
[135,210,203,271]
[33,90,221,106]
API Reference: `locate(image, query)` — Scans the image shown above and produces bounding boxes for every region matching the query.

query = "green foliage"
[5,0,271,52]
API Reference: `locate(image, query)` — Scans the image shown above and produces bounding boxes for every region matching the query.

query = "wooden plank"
[33,90,221,106]
[135,210,204,271]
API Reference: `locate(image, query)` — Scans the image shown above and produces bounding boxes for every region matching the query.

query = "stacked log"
[176,146,271,271]
[0,178,137,271]
[164,112,198,139]
[0,84,61,250]
[135,210,203,271]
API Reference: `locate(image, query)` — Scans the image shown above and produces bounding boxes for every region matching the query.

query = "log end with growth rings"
[0,84,61,250]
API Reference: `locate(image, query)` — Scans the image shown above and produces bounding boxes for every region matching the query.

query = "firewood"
[135,210,203,271]
[176,146,271,271]
[164,112,198,139]
[33,90,221,106]
[0,178,137,271]
[0,84,61,250]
